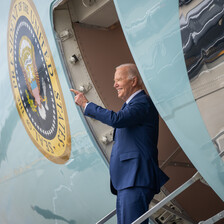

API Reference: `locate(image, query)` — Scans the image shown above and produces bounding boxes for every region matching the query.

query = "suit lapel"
[113,102,126,140]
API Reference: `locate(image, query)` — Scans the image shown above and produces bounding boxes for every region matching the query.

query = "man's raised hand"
[70,89,88,108]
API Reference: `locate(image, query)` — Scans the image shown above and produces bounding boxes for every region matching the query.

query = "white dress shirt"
[126,89,143,104]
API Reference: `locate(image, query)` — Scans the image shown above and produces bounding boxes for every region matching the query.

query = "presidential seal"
[7,0,71,164]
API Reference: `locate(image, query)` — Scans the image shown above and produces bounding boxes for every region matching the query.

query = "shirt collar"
[126,89,143,104]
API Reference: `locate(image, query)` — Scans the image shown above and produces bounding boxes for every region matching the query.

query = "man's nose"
[114,82,117,88]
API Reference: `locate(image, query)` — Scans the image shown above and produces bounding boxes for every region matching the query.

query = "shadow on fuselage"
[31,205,76,224]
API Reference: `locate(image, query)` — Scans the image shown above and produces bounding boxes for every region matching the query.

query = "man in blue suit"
[71,64,169,224]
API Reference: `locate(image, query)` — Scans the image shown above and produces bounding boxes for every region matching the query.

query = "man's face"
[114,67,134,101]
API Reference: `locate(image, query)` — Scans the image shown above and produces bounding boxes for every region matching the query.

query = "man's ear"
[132,76,138,87]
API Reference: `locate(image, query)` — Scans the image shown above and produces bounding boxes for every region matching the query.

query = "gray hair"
[116,63,142,86]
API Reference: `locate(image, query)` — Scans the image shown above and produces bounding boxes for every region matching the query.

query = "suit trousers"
[116,187,155,224]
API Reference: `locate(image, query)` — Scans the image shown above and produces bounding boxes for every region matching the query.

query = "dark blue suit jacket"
[84,91,169,194]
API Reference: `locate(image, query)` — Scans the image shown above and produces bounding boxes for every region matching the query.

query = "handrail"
[95,172,201,224]
[131,172,201,224]
[199,210,224,224]
[96,209,116,224]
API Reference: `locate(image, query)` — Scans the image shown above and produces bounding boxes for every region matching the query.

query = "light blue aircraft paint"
[0,0,116,223]
[1,0,224,223]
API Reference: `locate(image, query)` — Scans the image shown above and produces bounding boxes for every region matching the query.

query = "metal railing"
[198,210,224,224]
[96,172,202,224]
[131,172,201,224]
[96,209,116,224]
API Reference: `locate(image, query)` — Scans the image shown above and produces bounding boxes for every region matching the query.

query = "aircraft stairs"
[96,148,224,224]
[96,171,224,224]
